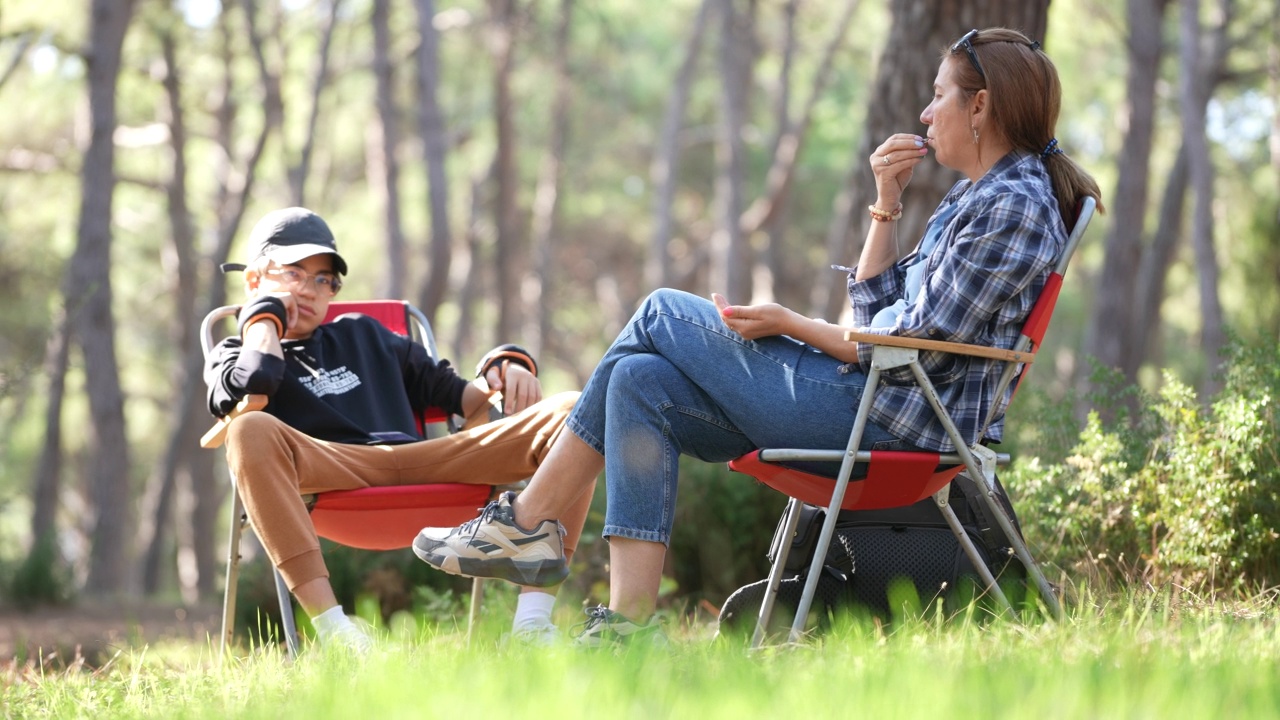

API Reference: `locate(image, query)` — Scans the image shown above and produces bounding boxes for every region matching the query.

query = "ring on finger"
[882,155,891,165]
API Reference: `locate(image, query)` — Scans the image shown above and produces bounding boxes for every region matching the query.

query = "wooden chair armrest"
[200,394,269,449]
[843,330,1036,364]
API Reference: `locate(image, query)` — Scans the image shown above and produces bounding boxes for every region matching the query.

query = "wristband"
[476,344,538,378]
[237,296,288,339]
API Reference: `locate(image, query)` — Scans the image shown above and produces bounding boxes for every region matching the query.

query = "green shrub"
[1007,336,1280,591]
[6,533,74,609]
[667,458,784,607]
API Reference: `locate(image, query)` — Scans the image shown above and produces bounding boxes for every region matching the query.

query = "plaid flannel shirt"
[846,150,1066,452]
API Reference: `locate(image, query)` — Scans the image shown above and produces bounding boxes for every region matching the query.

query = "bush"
[6,533,74,610]
[667,458,785,608]
[1007,336,1280,590]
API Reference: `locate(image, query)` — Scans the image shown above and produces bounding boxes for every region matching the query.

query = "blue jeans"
[565,288,914,545]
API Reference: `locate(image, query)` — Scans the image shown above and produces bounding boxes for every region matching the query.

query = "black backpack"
[717,473,1028,637]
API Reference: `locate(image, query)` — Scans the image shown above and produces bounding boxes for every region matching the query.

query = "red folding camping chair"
[200,299,494,657]
[730,196,1096,648]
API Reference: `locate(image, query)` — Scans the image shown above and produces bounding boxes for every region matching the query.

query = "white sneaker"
[413,491,569,587]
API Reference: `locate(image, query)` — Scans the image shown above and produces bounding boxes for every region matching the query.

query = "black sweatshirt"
[204,313,469,444]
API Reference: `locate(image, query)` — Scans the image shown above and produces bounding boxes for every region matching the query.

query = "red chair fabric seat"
[311,484,491,550]
[729,450,961,511]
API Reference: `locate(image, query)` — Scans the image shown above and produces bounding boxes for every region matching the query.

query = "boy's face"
[246,253,341,339]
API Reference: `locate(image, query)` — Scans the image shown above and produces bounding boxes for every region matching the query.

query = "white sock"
[311,605,355,643]
[512,591,556,631]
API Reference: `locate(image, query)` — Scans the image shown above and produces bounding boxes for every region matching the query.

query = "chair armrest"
[200,394,269,449]
[843,331,1036,364]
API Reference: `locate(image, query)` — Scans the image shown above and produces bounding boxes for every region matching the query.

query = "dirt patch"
[0,601,221,666]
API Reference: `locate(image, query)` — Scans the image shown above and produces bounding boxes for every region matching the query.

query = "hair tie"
[1040,138,1063,160]
[1029,40,1042,51]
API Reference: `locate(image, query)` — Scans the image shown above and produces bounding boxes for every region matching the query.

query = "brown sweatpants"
[223,391,590,590]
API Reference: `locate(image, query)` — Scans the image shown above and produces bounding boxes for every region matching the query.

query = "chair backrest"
[980,196,1096,435]
[1019,196,1096,350]
[323,300,449,430]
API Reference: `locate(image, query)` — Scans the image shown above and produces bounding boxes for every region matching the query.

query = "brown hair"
[944,27,1104,229]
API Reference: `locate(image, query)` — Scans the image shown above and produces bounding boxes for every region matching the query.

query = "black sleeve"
[204,338,287,418]
[393,330,470,417]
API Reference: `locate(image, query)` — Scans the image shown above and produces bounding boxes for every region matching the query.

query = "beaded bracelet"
[868,203,903,222]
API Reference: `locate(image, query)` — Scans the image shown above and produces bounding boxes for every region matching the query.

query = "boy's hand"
[484,361,542,415]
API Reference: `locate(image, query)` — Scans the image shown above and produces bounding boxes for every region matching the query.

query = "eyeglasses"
[950,29,986,82]
[264,266,343,296]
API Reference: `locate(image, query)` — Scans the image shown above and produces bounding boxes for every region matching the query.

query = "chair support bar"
[784,364,882,645]
[907,362,1063,621]
[757,449,1011,466]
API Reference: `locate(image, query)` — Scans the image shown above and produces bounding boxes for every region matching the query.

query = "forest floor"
[0,600,221,667]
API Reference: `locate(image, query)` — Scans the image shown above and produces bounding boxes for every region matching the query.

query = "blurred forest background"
[0,0,1277,624]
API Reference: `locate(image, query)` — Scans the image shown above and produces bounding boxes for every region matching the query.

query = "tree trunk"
[1272,1,1280,216]
[415,0,454,326]
[812,0,1049,322]
[747,0,859,305]
[647,0,714,291]
[1180,0,1230,399]
[289,0,342,207]
[151,3,278,600]
[1083,0,1169,381]
[525,0,574,360]
[709,0,752,302]
[754,0,799,306]
[137,20,199,596]
[30,306,71,548]
[489,0,521,341]
[371,0,408,299]
[1127,143,1188,377]
[453,164,495,360]
[74,0,136,595]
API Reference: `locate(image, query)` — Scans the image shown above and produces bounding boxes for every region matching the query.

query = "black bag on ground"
[718,473,1027,636]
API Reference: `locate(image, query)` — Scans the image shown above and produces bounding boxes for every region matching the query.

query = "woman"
[414,27,1102,645]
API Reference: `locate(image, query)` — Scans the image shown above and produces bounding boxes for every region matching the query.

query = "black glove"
[237,296,288,339]
[475,343,538,379]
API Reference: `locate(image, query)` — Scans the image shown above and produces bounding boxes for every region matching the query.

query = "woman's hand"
[712,293,799,341]
[484,361,542,415]
[870,133,929,209]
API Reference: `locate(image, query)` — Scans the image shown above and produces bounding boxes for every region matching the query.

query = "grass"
[3,588,1279,719]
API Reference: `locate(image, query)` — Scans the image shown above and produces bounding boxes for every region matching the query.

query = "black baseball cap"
[220,207,348,275]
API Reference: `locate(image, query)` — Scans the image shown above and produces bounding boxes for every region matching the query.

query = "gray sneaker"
[573,605,668,649]
[413,491,569,587]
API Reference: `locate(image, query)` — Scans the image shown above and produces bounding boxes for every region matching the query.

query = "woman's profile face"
[920,57,976,173]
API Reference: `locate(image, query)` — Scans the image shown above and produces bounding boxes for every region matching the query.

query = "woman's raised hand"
[870,133,929,209]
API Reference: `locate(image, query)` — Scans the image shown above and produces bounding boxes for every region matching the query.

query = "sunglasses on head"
[950,29,986,81]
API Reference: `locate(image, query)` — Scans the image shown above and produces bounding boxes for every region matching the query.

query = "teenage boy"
[206,207,592,653]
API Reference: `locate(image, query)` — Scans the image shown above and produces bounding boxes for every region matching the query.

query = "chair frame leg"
[220,489,246,660]
[274,569,302,657]
[907,363,1063,621]
[467,578,484,646]
[965,447,1063,620]
[222,482,303,659]
[786,365,883,643]
[750,497,805,650]
[932,486,1011,612]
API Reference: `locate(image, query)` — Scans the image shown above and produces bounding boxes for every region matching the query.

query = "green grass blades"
[4,593,1279,719]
